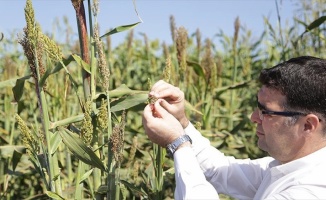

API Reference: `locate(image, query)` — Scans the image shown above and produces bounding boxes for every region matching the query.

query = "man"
[142,56,326,199]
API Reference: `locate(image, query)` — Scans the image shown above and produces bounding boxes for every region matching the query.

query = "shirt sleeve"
[266,185,326,200]
[173,146,220,200]
[184,122,273,199]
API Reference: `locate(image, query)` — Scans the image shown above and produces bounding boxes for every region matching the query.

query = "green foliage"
[0,0,325,199]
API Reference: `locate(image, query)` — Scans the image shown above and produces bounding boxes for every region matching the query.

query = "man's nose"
[251,108,262,124]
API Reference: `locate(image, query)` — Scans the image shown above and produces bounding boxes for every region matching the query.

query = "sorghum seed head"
[97,98,108,130]
[15,114,40,154]
[94,24,110,90]
[80,100,93,145]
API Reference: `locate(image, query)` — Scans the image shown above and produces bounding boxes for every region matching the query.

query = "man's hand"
[143,99,185,147]
[149,80,189,128]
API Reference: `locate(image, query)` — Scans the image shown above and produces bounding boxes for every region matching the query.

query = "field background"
[0,0,325,199]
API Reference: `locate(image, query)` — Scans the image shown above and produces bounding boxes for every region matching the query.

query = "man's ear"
[303,114,320,134]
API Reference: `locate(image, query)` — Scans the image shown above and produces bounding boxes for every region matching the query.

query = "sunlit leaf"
[39,55,74,88]
[0,145,26,158]
[95,84,147,99]
[50,114,84,130]
[58,127,107,172]
[79,168,93,184]
[72,54,91,73]
[185,100,202,115]
[50,132,62,155]
[100,22,141,38]
[0,77,20,88]
[110,93,148,112]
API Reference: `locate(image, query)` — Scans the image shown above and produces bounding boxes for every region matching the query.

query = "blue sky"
[0,0,299,47]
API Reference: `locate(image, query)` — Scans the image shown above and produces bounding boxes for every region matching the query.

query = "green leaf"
[0,78,20,88]
[39,56,74,88]
[58,127,107,172]
[185,100,203,115]
[305,16,326,32]
[187,60,205,78]
[0,145,26,158]
[214,81,251,97]
[45,191,65,200]
[72,54,91,73]
[95,84,147,99]
[11,75,31,102]
[120,180,147,197]
[95,85,149,112]
[12,150,23,172]
[97,185,108,194]
[110,93,148,112]
[100,22,141,38]
[50,114,84,130]
[79,168,94,184]
[50,132,62,155]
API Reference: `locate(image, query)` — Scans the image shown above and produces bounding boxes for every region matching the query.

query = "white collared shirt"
[173,123,326,200]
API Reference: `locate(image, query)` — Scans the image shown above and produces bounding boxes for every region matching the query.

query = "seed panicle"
[94,24,110,90]
[15,114,40,155]
[80,99,93,145]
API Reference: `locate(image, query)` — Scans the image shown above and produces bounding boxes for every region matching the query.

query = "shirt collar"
[272,146,326,175]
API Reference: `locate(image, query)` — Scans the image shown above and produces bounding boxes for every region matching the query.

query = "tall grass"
[0,0,325,199]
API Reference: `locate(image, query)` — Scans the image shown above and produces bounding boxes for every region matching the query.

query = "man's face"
[250,86,305,163]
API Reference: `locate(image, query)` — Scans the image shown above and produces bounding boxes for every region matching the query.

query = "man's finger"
[153,99,171,118]
[142,104,154,119]
[159,99,173,113]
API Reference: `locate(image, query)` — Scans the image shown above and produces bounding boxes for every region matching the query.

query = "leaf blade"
[100,22,141,38]
[58,127,107,172]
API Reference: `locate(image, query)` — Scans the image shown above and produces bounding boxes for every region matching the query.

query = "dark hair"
[259,56,326,119]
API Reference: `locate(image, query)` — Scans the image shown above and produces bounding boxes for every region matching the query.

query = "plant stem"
[72,0,91,100]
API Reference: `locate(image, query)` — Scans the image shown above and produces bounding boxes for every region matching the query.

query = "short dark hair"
[259,56,326,120]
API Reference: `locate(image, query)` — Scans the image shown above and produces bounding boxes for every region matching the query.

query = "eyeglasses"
[257,101,307,121]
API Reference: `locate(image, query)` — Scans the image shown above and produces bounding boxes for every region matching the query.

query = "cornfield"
[0,0,325,199]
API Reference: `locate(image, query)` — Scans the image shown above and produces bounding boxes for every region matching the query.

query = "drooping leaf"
[39,55,74,88]
[297,16,326,41]
[72,54,91,73]
[100,22,141,38]
[305,16,326,32]
[12,75,31,102]
[187,60,205,78]
[58,127,107,172]
[12,150,23,172]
